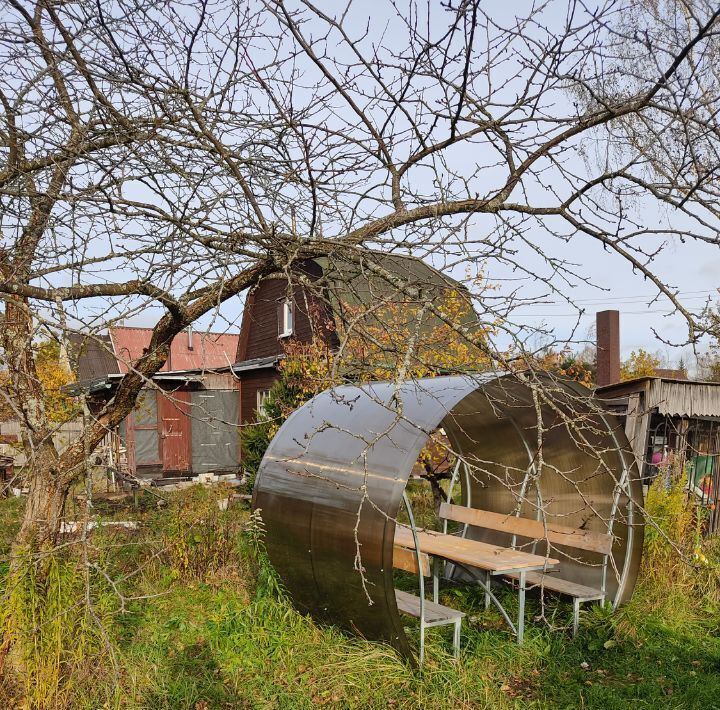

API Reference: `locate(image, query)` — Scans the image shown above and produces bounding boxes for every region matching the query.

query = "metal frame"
[440,465,611,638]
[402,492,461,662]
[435,463,540,645]
[253,374,644,662]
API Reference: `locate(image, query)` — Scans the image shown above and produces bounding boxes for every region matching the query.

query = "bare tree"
[1,0,719,615]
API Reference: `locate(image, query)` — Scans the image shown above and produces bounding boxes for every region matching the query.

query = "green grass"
[2,488,720,709]
[110,575,720,709]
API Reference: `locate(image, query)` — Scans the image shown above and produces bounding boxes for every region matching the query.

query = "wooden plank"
[395,589,464,623]
[393,545,431,577]
[439,503,613,555]
[394,525,559,573]
[507,572,604,600]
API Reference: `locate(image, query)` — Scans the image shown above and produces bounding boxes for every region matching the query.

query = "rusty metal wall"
[253,374,643,659]
[158,391,192,472]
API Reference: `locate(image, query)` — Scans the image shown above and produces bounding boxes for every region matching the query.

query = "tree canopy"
[1,0,719,568]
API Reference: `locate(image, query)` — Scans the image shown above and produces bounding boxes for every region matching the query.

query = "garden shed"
[69,327,241,479]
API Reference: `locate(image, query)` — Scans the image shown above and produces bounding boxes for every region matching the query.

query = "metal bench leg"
[453,619,461,659]
[419,619,425,665]
[484,570,491,610]
[433,557,440,603]
[517,571,526,645]
[572,598,580,637]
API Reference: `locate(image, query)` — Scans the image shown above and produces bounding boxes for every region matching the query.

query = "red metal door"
[159,391,192,472]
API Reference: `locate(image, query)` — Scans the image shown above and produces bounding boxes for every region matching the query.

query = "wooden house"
[70,252,472,480]
[232,251,471,424]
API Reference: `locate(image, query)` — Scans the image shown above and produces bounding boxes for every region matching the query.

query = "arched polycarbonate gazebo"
[253,374,644,660]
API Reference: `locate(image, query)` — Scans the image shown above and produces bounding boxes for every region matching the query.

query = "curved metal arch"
[253,374,644,659]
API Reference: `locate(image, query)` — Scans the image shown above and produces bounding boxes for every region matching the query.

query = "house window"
[257,389,271,413]
[278,298,294,338]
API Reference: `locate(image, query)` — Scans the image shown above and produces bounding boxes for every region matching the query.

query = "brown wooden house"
[232,251,468,424]
[70,252,469,479]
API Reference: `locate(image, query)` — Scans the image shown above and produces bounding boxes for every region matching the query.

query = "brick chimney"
[596,310,620,386]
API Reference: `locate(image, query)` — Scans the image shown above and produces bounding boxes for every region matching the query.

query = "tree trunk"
[420,460,452,512]
[16,455,69,549]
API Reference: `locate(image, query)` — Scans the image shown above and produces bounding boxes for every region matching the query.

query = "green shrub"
[240,376,309,489]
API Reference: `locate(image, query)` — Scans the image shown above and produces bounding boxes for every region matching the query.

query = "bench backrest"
[439,503,613,555]
[393,544,431,577]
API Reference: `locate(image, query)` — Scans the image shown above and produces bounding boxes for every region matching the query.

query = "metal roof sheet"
[649,379,720,418]
[110,327,239,374]
[596,377,720,418]
[68,333,119,380]
[231,355,279,373]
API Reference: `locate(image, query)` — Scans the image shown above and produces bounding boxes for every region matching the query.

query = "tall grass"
[2,481,720,709]
[617,461,718,639]
[154,484,251,586]
[1,547,120,709]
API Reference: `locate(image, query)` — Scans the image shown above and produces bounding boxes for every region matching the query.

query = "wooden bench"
[439,503,614,635]
[394,525,558,644]
[392,544,464,662]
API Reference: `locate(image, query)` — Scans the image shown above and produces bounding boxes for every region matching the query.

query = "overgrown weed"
[1,546,120,709]
[154,484,248,584]
[2,480,720,708]
[616,463,720,640]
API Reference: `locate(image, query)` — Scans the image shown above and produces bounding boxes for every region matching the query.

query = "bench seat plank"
[507,571,604,600]
[394,525,559,573]
[393,544,431,577]
[395,589,464,623]
[440,503,613,555]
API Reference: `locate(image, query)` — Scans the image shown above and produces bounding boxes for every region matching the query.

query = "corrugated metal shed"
[110,327,239,374]
[648,379,720,418]
[597,376,720,418]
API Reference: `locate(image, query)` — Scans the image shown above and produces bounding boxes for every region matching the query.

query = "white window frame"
[257,389,271,413]
[278,298,294,338]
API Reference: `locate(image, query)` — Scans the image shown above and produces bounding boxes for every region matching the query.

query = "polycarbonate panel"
[442,377,643,605]
[253,374,643,660]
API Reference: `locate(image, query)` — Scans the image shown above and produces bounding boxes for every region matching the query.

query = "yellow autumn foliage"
[0,341,78,424]
[34,341,78,423]
[534,350,595,387]
[277,289,496,481]
[338,288,495,381]
[279,288,495,392]
[621,348,661,381]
